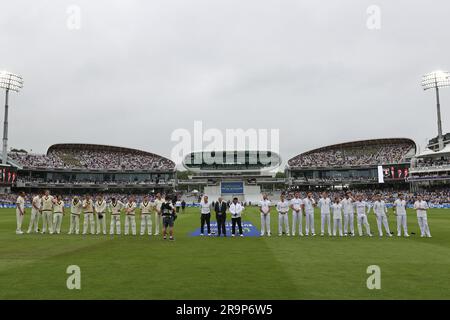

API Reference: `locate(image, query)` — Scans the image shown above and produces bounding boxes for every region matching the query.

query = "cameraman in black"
[161,195,176,241]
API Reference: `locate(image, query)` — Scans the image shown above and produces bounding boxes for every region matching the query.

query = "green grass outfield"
[0,206,450,300]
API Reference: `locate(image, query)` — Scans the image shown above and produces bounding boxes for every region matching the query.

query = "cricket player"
[140,195,154,236]
[331,197,343,237]
[259,194,271,237]
[229,197,244,237]
[94,195,107,235]
[27,192,42,234]
[290,192,303,236]
[354,195,372,237]
[108,197,124,235]
[393,194,409,237]
[414,195,432,238]
[153,193,164,236]
[303,192,316,236]
[371,194,392,237]
[82,195,95,235]
[41,190,54,234]
[124,197,137,235]
[318,192,332,236]
[342,192,355,236]
[276,194,290,236]
[69,196,82,235]
[15,191,26,234]
[52,195,65,234]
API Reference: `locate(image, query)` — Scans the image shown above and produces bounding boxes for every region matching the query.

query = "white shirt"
[140,201,154,214]
[354,201,368,216]
[331,203,343,219]
[229,202,243,218]
[259,199,271,214]
[200,201,211,214]
[82,199,94,213]
[71,199,83,215]
[31,196,41,213]
[372,200,387,216]
[16,196,25,212]
[394,199,407,216]
[95,200,107,213]
[109,201,124,215]
[341,198,354,215]
[318,198,331,214]
[276,200,289,214]
[303,197,316,213]
[53,200,64,213]
[42,195,54,211]
[414,200,428,218]
[290,198,303,212]
[125,202,137,215]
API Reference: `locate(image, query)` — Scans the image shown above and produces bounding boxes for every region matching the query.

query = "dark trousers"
[216,213,226,236]
[231,217,242,235]
[200,213,211,234]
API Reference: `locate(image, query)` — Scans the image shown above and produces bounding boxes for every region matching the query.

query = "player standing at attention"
[52,195,65,234]
[27,192,42,234]
[15,191,26,234]
[214,197,228,237]
[331,197,343,237]
[414,195,432,238]
[276,194,290,236]
[290,192,303,236]
[318,192,332,236]
[69,196,82,235]
[153,193,164,236]
[161,195,176,241]
[259,194,271,237]
[342,192,355,236]
[140,195,154,236]
[200,195,212,236]
[354,194,372,237]
[393,193,409,237]
[82,195,95,235]
[108,197,124,235]
[229,197,244,237]
[94,195,107,235]
[372,194,392,237]
[303,192,316,236]
[41,190,54,234]
[124,196,137,236]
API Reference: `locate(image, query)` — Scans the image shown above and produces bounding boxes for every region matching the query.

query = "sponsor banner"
[190,221,260,237]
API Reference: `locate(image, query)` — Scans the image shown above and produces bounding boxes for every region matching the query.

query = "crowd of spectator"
[415,157,450,168]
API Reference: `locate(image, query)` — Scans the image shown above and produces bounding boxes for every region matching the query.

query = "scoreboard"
[0,164,17,185]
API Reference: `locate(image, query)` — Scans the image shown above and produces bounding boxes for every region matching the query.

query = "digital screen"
[382,165,409,180]
[221,181,244,194]
[0,165,17,185]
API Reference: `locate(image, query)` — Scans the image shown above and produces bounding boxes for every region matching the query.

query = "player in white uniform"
[124,197,137,235]
[354,195,372,237]
[69,196,82,234]
[27,192,42,234]
[371,194,392,237]
[331,197,343,237]
[153,193,164,236]
[318,192,332,236]
[303,192,316,236]
[290,192,303,236]
[276,194,290,236]
[140,195,154,236]
[393,194,409,237]
[108,197,124,235]
[414,195,432,238]
[52,195,65,234]
[15,192,26,234]
[41,190,54,234]
[259,194,271,236]
[94,196,107,235]
[82,195,95,235]
[341,192,355,236]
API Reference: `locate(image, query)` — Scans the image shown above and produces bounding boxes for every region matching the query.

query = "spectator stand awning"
[417,145,450,158]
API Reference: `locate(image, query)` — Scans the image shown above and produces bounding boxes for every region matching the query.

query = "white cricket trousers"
[53,213,63,234]
[357,214,371,236]
[396,214,408,236]
[83,213,95,234]
[96,213,107,234]
[278,213,290,235]
[417,215,431,237]
[291,210,302,235]
[69,214,80,234]
[376,214,391,236]
[140,214,152,235]
[333,217,343,236]
[154,213,161,235]
[260,213,270,235]
[305,211,315,235]
[321,213,331,235]
[42,210,53,233]
[344,213,354,235]
[16,209,24,233]
[27,210,41,233]
[125,215,136,235]
[110,215,121,235]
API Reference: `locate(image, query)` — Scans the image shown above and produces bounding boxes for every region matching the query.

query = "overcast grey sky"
[1,0,449,164]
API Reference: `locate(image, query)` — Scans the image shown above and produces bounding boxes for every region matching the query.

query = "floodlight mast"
[422,71,450,151]
[0,71,23,165]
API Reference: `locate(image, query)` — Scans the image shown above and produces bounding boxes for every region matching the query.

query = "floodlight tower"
[0,71,23,164]
[422,70,450,151]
